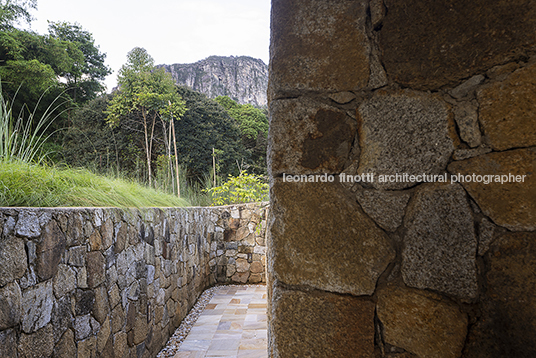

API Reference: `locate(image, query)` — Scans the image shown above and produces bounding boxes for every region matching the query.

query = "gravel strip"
[157,284,265,358]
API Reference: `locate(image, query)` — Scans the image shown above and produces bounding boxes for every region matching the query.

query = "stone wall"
[0,202,268,358]
[267,1,535,357]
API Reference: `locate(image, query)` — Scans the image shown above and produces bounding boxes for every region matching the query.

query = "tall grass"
[0,161,191,207]
[0,84,67,164]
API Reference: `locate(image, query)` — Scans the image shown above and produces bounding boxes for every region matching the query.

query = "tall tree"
[47,21,111,103]
[106,47,186,188]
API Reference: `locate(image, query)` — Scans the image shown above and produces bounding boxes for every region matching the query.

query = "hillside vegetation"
[0,0,268,206]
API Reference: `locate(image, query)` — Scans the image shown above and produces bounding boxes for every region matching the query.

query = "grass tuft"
[0,161,191,207]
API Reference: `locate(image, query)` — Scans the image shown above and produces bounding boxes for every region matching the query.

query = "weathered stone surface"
[328,91,356,104]
[269,285,375,357]
[114,331,128,358]
[0,329,17,358]
[231,272,249,284]
[15,211,41,238]
[0,281,21,330]
[21,281,54,333]
[74,314,100,341]
[66,245,86,267]
[93,285,110,324]
[250,261,264,274]
[51,296,72,344]
[18,324,54,358]
[448,148,536,231]
[379,0,536,90]
[54,329,76,358]
[452,145,492,161]
[463,232,536,357]
[53,264,76,298]
[36,219,67,281]
[115,222,128,254]
[100,219,114,250]
[377,285,468,358]
[270,180,395,295]
[86,251,106,288]
[449,75,485,100]
[0,236,27,286]
[269,0,370,98]
[249,273,262,283]
[77,336,96,358]
[478,62,536,151]
[268,97,357,175]
[477,218,499,256]
[453,100,481,147]
[402,183,478,301]
[111,303,125,334]
[97,318,111,353]
[235,258,250,273]
[75,289,95,316]
[88,229,102,251]
[357,91,454,189]
[355,189,411,232]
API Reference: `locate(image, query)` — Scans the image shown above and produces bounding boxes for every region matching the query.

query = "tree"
[0,0,36,31]
[175,87,245,181]
[47,21,111,103]
[106,47,186,188]
[214,96,268,174]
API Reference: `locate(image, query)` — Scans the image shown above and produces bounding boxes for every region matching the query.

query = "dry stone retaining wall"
[0,202,268,358]
[268,0,536,357]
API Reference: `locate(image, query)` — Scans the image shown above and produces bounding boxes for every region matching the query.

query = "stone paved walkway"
[173,285,268,358]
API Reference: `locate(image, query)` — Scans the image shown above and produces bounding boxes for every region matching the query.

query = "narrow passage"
[159,285,268,358]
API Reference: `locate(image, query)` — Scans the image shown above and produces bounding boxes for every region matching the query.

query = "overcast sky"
[24,0,271,91]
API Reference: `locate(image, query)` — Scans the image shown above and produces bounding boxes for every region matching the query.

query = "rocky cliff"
[157,56,268,107]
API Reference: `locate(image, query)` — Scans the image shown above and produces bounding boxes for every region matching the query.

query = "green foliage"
[214,96,268,174]
[0,160,190,207]
[0,80,66,164]
[61,94,142,177]
[0,0,36,31]
[206,170,268,206]
[47,21,111,102]
[175,86,245,181]
[215,95,268,140]
[106,47,187,187]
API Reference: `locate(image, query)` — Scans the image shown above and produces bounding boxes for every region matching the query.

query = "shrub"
[206,170,268,206]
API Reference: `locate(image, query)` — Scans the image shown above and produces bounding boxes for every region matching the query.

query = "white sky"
[23,0,271,92]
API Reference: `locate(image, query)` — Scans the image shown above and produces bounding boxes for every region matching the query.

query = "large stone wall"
[0,203,268,358]
[267,1,535,357]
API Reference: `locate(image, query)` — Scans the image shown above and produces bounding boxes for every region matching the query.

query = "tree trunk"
[171,118,180,198]
[142,108,152,187]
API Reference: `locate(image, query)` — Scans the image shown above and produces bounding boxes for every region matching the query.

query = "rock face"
[270,180,395,296]
[158,56,268,107]
[270,286,375,358]
[269,0,370,98]
[448,148,536,231]
[268,97,357,175]
[379,0,536,90]
[268,0,536,356]
[402,183,478,301]
[477,62,536,151]
[357,90,454,189]
[464,232,536,357]
[377,286,468,358]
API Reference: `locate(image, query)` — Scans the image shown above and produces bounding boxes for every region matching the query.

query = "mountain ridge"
[157,55,268,107]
